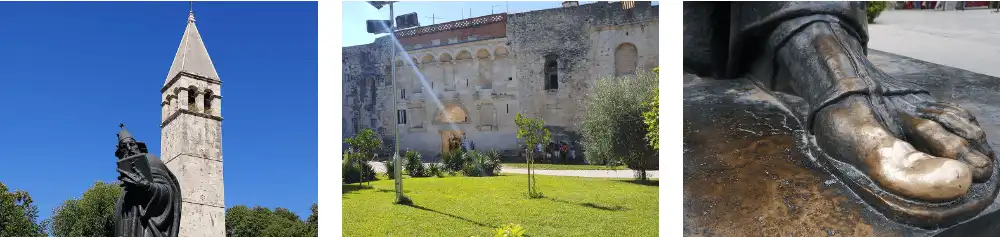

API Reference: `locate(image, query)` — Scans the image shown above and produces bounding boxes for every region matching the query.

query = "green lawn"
[502,163,628,170]
[342,174,658,237]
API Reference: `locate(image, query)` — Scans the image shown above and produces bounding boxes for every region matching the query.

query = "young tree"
[582,68,658,180]
[0,181,46,237]
[345,128,383,186]
[643,67,660,150]
[47,181,120,237]
[515,113,550,198]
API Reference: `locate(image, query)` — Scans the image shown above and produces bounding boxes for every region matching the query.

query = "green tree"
[0,181,46,237]
[47,181,121,237]
[643,67,659,150]
[306,204,318,236]
[515,113,550,198]
[867,1,888,23]
[226,205,317,237]
[582,68,658,180]
[345,128,383,159]
[345,128,383,186]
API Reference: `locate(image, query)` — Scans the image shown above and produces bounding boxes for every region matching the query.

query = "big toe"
[880,150,973,202]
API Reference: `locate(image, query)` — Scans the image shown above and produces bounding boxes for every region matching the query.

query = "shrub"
[461,151,485,177]
[441,149,465,173]
[582,68,658,181]
[460,150,503,177]
[492,223,526,237]
[483,149,503,176]
[404,150,430,177]
[427,163,444,178]
[384,159,396,180]
[342,152,376,184]
[867,1,887,23]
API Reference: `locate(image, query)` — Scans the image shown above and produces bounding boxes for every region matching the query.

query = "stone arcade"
[343,1,658,158]
[160,11,226,237]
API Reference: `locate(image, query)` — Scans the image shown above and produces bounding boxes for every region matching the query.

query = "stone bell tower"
[160,10,225,237]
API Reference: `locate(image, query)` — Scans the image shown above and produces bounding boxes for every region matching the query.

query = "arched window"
[187,86,198,111]
[615,43,639,77]
[204,90,214,113]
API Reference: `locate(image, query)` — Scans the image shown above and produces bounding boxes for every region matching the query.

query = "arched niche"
[475,48,491,59]
[614,42,639,77]
[434,103,469,124]
[420,54,436,64]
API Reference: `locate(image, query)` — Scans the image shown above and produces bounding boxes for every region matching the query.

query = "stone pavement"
[868,9,1000,77]
[502,166,659,179]
[368,161,658,178]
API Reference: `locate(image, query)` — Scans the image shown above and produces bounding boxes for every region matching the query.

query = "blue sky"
[343,1,597,46]
[0,2,317,221]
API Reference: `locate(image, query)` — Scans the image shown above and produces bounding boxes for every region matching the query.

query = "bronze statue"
[114,124,182,237]
[685,2,998,228]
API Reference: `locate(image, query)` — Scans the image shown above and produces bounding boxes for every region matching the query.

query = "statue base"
[683,50,1000,236]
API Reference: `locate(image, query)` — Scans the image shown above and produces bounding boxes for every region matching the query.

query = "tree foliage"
[345,128,383,159]
[867,1,888,23]
[643,67,659,150]
[344,128,382,185]
[0,181,46,237]
[515,113,550,198]
[47,181,120,237]
[582,68,659,180]
[226,204,318,237]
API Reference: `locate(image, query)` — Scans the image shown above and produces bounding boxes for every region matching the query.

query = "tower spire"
[164,1,218,86]
[188,1,195,23]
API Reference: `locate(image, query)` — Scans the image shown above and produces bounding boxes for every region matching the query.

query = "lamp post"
[367,1,408,204]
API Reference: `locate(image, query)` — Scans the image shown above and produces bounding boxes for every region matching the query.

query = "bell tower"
[160,10,225,237]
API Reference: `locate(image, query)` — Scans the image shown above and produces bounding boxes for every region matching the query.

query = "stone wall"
[342,37,394,152]
[508,1,658,131]
[342,1,658,158]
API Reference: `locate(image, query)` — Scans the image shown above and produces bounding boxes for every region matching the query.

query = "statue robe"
[114,154,181,237]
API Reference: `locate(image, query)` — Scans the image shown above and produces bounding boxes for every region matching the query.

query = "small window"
[544,55,559,90]
[397,110,408,124]
[204,90,214,112]
[371,119,377,128]
[466,79,469,87]
[187,87,198,110]
[506,104,509,113]
[401,89,406,99]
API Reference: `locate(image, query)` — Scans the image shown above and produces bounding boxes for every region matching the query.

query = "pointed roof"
[118,123,133,142]
[165,11,220,85]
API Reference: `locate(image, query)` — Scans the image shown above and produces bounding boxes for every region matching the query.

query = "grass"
[342,174,658,237]
[502,163,628,170]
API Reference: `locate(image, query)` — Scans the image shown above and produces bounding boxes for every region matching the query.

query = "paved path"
[501,167,659,179]
[868,9,1000,77]
[369,161,658,178]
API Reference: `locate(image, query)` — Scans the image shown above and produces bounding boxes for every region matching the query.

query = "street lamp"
[366,1,419,205]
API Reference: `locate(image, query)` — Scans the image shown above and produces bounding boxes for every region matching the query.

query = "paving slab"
[683,50,1000,236]
[868,9,1000,77]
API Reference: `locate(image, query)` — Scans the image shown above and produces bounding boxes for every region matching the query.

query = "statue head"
[116,124,149,159]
